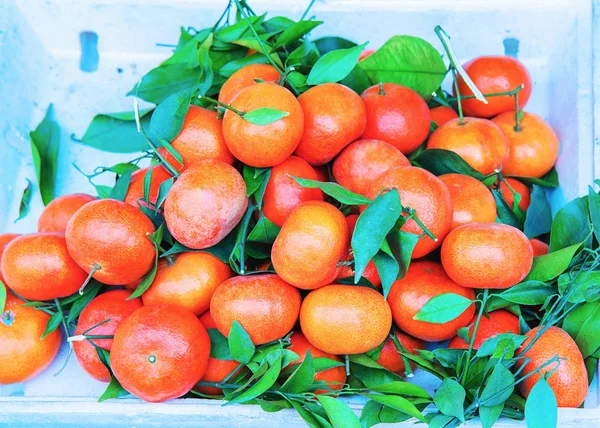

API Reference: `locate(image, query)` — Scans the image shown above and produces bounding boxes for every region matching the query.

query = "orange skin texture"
[516,326,588,408]
[111,304,211,402]
[210,274,301,345]
[2,233,87,301]
[455,56,532,118]
[143,252,232,316]
[427,117,509,175]
[500,178,531,211]
[73,290,143,382]
[294,83,367,166]
[448,310,519,349]
[37,193,96,233]
[493,111,559,178]
[367,166,453,259]
[530,238,549,256]
[262,156,324,227]
[376,330,424,375]
[288,332,347,393]
[218,64,281,106]
[430,106,458,126]
[387,261,476,342]
[272,201,349,290]
[124,165,173,208]
[158,105,234,172]
[65,199,156,285]
[223,83,304,168]
[439,173,497,229]
[0,292,62,384]
[0,233,20,284]
[358,49,375,62]
[332,139,410,196]
[164,160,248,250]
[441,222,534,289]
[361,83,430,155]
[300,284,392,355]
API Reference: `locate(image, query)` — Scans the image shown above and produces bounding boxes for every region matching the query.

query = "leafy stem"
[451,68,465,125]
[446,84,523,102]
[389,332,414,377]
[199,95,246,116]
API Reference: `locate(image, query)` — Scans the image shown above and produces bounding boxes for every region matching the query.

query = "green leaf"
[372,250,400,298]
[216,15,266,42]
[292,176,371,205]
[497,281,556,305]
[411,149,484,179]
[511,168,559,188]
[549,196,591,252]
[219,53,269,77]
[287,41,321,69]
[247,216,280,244]
[386,230,420,281]
[432,348,464,368]
[280,349,315,394]
[98,376,129,402]
[340,65,372,94]
[226,354,282,405]
[149,88,194,142]
[413,293,472,323]
[433,378,465,422]
[313,357,345,372]
[480,363,515,406]
[428,414,455,428]
[198,33,214,95]
[525,243,581,282]
[228,320,255,364]
[370,381,430,399]
[127,234,160,300]
[524,185,552,239]
[360,400,384,428]
[588,186,600,245]
[161,228,237,263]
[129,64,201,104]
[66,281,103,323]
[476,333,527,358]
[0,281,7,313]
[15,179,33,222]
[480,403,504,428]
[563,302,600,358]
[362,394,427,423]
[154,177,175,213]
[348,354,385,369]
[314,37,357,54]
[307,42,368,86]
[30,104,60,205]
[243,108,290,126]
[558,270,600,303]
[525,378,557,428]
[207,328,233,360]
[585,356,598,386]
[273,20,323,49]
[41,311,63,339]
[350,363,405,389]
[358,36,447,99]
[109,171,133,201]
[492,189,522,228]
[317,395,361,428]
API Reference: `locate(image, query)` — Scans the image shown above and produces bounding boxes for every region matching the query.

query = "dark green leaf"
[30,104,60,205]
[524,185,552,239]
[66,281,103,323]
[350,363,404,389]
[228,320,255,364]
[525,243,581,282]
[243,108,290,126]
[413,293,472,323]
[492,189,522,228]
[226,353,282,405]
[563,302,600,358]
[433,378,465,422]
[219,53,269,77]
[524,378,557,428]
[480,363,514,406]
[149,88,194,142]
[273,20,323,49]
[411,149,484,179]
[154,177,175,213]
[109,171,133,201]
[127,239,159,299]
[280,349,315,394]
[161,228,237,263]
[317,395,361,428]
[292,176,371,205]
[307,42,368,86]
[314,37,357,54]
[432,348,464,368]
[497,281,556,305]
[588,186,600,244]
[41,311,63,339]
[208,328,233,360]
[98,376,129,402]
[287,41,320,69]
[511,168,558,188]
[372,250,400,296]
[340,65,372,94]
[128,64,200,104]
[15,179,33,222]
[198,33,214,95]
[360,400,384,428]
[247,216,280,244]
[480,403,504,428]
[585,356,598,386]
[549,196,591,252]
[256,398,292,413]
[558,270,600,303]
[243,166,270,196]
[313,357,345,372]
[386,230,420,281]
[362,394,427,423]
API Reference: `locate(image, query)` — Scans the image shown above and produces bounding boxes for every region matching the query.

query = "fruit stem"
[67,334,115,343]
[54,298,72,349]
[198,95,246,117]
[447,84,523,102]
[79,264,101,295]
[513,90,522,132]
[378,82,386,95]
[459,289,488,382]
[451,68,465,126]
[344,354,351,376]
[389,332,414,378]
[278,66,295,86]
[403,207,437,241]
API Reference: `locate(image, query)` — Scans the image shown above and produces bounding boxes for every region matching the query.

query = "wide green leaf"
[30,104,60,205]
[273,20,323,49]
[414,293,472,323]
[207,328,233,360]
[433,378,465,422]
[372,249,400,298]
[247,216,280,244]
[149,88,194,143]
[480,363,515,406]
[524,185,552,239]
[226,354,282,405]
[370,381,430,399]
[228,320,255,364]
[243,108,290,126]
[525,243,581,282]
[549,196,591,252]
[558,270,600,303]
[512,168,559,188]
[411,149,484,179]
[497,281,556,305]
[280,349,315,394]
[128,63,200,104]
[479,403,504,428]
[291,176,371,205]
[362,394,427,423]
[317,395,361,428]
[563,302,600,358]
[314,36,357,54]
[525,378,557,428]
[307,42,368,86]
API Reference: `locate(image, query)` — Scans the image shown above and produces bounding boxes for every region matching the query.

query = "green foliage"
[30,104,60,205]
[15,179,33,222]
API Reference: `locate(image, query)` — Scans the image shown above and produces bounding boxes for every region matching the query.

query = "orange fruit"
[313,166,330,182]
[73,290,143,382]
[493,112,559,178]
[288,332,346,393]
[272,201,348,289]
[427,118,509,175]
[111,304,211,402]
[441,222,533,289]
[530,238,549,256]
[358,49,375,62]
[2,233,87,300]
[158,105,234,172]
[300,284,392,355]
[164,160,248,250]
[332,139,410,196]
[0,233,20,284]
[218,64,281,106]
[143,252,232,316]
[387,261,476,342]
[37,193,96,233]
[294,83,366,166]
[222,82,304,167]
[516,326,588,408]
[439,173,496,229]
[124,165,173,208]
[361,83,430,154]
[262,155,323,227]
[430,106,458,126]
[66,199,156,285]
[210,274,301,345]
[367,166,453,259]
[376,330,424,375]
[455,56,532,118]
[499,178,531,211]
[0,291,62,384]
[448,310,519,349]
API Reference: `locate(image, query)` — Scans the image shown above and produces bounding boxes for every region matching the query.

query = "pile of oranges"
[0,37,589,418]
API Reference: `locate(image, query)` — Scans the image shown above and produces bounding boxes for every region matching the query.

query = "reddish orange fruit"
[111,304,211,402]
[66,199,156,285]
[0,291,62,384]
[499,178,531,211]
[73,290,143,382]
[427,118,509,175]
[218,64,281,106]
[2,233,87,300]
[376,330,424,375]
[367,166,453,258]
[294,83,366,166]
[262,156,323,227]
[313,166,330,182]
[164,160,247,250]
[430,106,458,126]
[272,201,348,289]
[387,261,476,342]
[530,238,549,256]
[210,274,301,345]
[124,166,173,208]
[516,326,588,408]
[448,310,520,349]
[439,173,496,229]
[300,284,392,355]
[493,112,559,178]
[361,83,430,154]
[37,193,96,233]
[441,222,533,289]
[455,56,532,118]
[0,234,20,284]
[222,82,304,167]
[332,139,410,196]
[143,252,232,316]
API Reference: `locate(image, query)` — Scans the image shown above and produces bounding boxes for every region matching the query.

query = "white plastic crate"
[0,0,599,426]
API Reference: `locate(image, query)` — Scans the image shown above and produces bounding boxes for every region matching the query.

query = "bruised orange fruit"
[38,193,96,233]
[439,173,496,229]
[124,165,173,208]
[218,64,281,106]
[376,330,424,375]
[448,310,519,349]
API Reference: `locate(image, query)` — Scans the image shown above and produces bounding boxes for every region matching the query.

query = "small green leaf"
[307,42,368,86]
[128,238,160,300]
[216,15,266,42]
[30,104,60,206]
[207,328,233,360]
[154,177,175,213]
[317,395,361,428]
[15,179,33,222]
[280,349,315,394]
[432,348,464,368]
[476,333,527,358]
[497,281,556,305]
[480,363,515,406]
[563,302,600,358]
[228,320,256,364]
[524,185,552,239]
[98,376,129,402]
[149,88,194,143]
[226,353,282,405]
[414,293,472,323]
[428,414,455,428]
[161,229,237,263]
[362,394,427,423]
[525,378,557,428]
[66,281,103,323]
[243,108,290,126]
[386,230,420,282]
[433,378,465,422]
[247,216,281,244]
[143,167,153,204]
[372,250,400,298]
[370,381,431,399]
[549,196,591,252]
[348,354,385,369]
[480,403,504,428]
[41,311,63,339]
[313,357,345,372]
[243,166,270,196]
[492,188,522,228]
[360,400,384,428]
[525,243,581,282]
[198,33,214,95]
[109,171,133,202]
[0,281,7,313]
[291,176,371,205]
[273,20,323,49]
[412,149,484,179]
